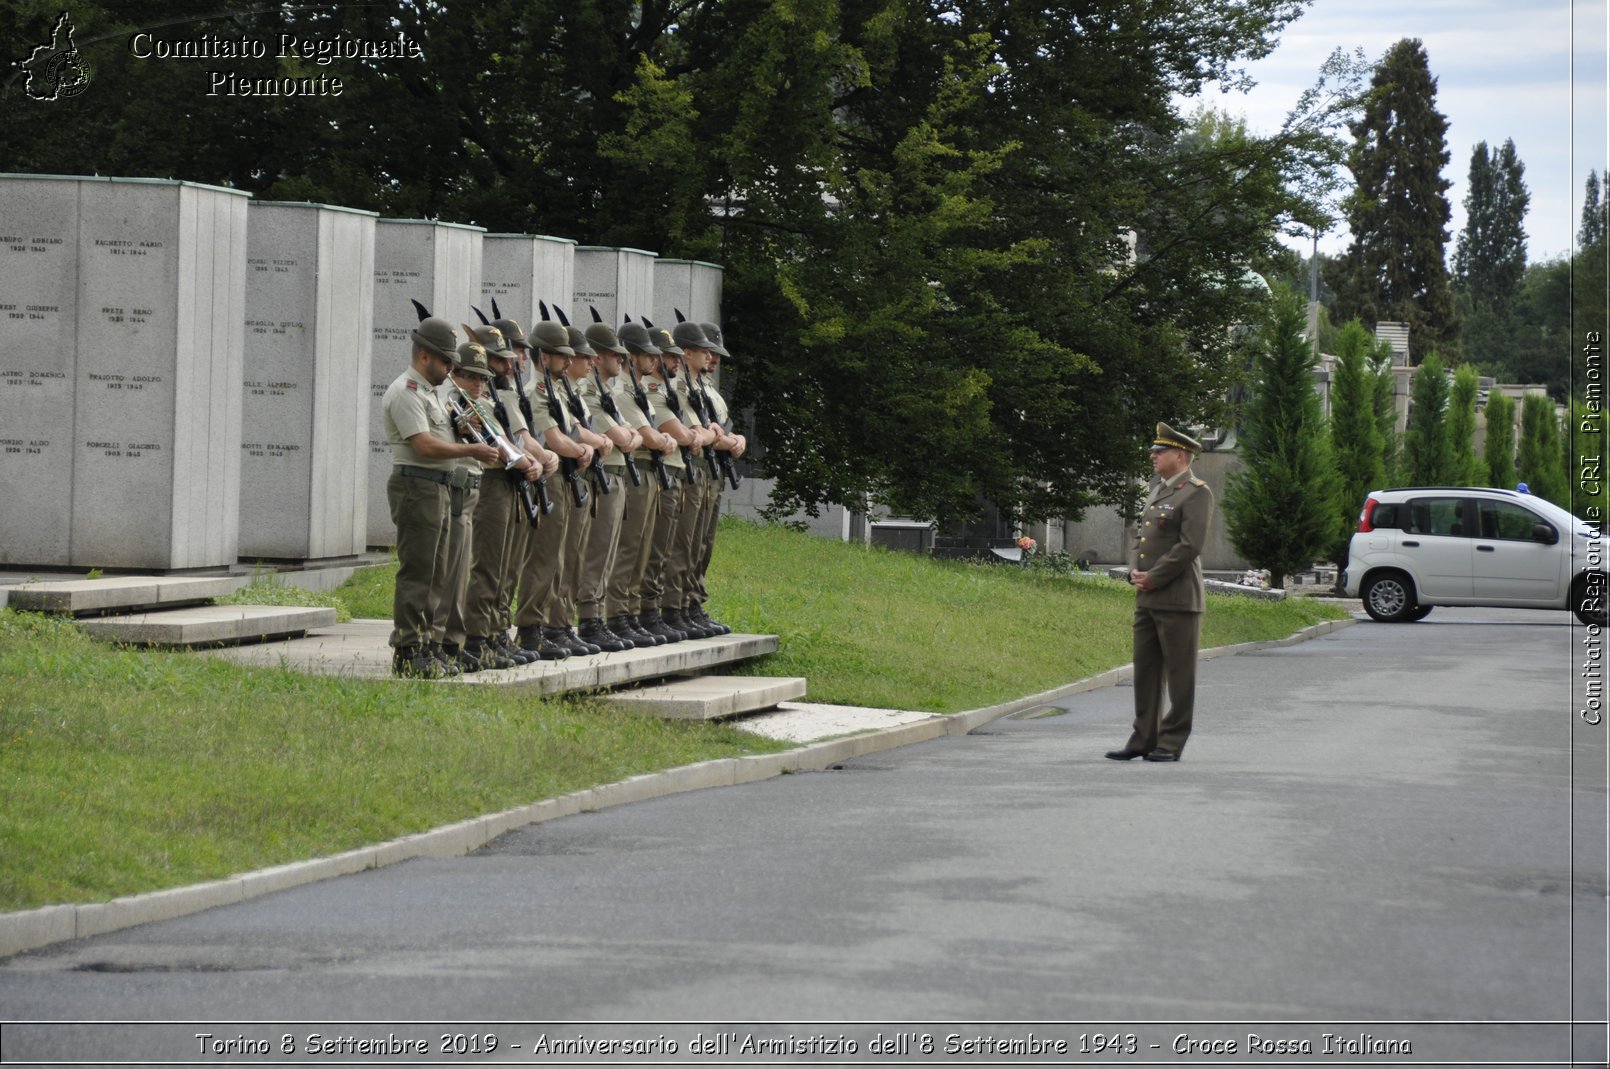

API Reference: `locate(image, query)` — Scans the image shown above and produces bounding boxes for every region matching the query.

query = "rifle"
[540,357,590,508]
[552,306,613,497]
[622,346,675,491]
[445,382,543,525]
[643,318,699,483]
[590,365,641,487]
[680,360,722,481]
[696,368,742,491]
[475,304,553,516]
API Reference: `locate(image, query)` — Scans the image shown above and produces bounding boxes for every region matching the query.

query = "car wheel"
[1407,605,1433,621]
[1573,574,1610,627]
[1362,572,1417,622]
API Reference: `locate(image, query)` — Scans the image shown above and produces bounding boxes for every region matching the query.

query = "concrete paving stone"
[1,575,244,615]
[731,701,935,743]
[606,675,807,719]
[235,848,377,900]
[78,605,337,646]
[0,905,77,959]
[732,751,801,784]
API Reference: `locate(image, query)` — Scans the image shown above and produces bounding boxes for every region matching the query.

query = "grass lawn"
[0,517,1346,911]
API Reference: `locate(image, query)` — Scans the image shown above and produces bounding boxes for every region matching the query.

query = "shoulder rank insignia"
[405,380,418,391]
[534,383,547,395]
[648,382,661,393]
[1189,476,1206,486]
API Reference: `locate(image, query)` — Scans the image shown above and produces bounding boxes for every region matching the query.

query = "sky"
[1200,0,1608,265]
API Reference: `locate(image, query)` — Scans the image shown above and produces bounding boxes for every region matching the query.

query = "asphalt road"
[1,607,1605,1066]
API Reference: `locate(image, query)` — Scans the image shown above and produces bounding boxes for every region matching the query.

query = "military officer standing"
[576,320,645,651]
[688,322,744,635]
[637,326,702,643]
[607,322,679,647]
[1108,423,1214,762]
[382,316,500,678]
[433,339,498,671]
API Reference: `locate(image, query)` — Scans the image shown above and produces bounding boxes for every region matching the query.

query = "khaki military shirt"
[524,373,568,438]
[574,373,625,470]
[436,380,513,472]
[641,373,684,470]
[701,376,730,428]
[1131,468,1214,613]
[383,366,455,471]
[486,377,529,438]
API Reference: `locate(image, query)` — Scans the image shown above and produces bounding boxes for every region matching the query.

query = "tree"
[1326,39,1458,363]
[1568,397,1606,523]
[1329,319,1386,564]
[1483,391,1517,489]
[1401,353,1455,484]
[1583,171,1607,249]
[1444,364,1484,484]
[1454,139,1528,317]
[1223,290,1342,586]
[1518,393,1568,506]
[1372,347,1402,481]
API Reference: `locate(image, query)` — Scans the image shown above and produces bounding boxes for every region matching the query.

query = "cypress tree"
[1401,353,1455,484]
[1445,364,1484,485]
[1582,171,1606,249]
[1223,290,1342,587]
[1372,346,1402,482]
[1483,391,1517,489]
[1454,139,1529,317]
[1326,39,1458,363]
[1329,319,1386,563]
[1518,393,1569,506]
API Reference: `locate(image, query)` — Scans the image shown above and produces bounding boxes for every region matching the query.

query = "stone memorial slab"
[482,233,576,336]
[571,246,656,327]
[241,202,376,561]
[367,219,484,547]
[0,175,248,570]
[652,258,724,328]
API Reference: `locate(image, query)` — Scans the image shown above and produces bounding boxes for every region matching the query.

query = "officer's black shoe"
[426,642,463,677]
[496,632,537,665]
[545,625,593,657]
[641,609,684,644]
[598,622,637,650]
[1104,749,1146,761]
[663,608,705,640]
[442,641,483,673]
[514,626,548,660]
[612,614,656,647]
[520,625,568,660]
[623,614,664,646]
[684,608,721,639]
[393,646,443,679]
[1142,748,1181,762]
[691,607,731,636]
[466,638,514,671]
[578,618,631,653]
[563,626,604,655]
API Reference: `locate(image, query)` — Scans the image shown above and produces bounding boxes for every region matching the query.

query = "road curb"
[0,616,1354,960]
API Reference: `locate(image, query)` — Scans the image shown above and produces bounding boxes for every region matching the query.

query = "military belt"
[395,464,476,490]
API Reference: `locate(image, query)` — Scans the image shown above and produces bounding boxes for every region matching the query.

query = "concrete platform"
[729,701,939,742]
[207,619,780,693]
[605,675,807,720]
[1,575,245,615]
[77,605,338,647]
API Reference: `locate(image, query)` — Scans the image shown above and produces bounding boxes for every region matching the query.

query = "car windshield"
[1519,495,1599,538]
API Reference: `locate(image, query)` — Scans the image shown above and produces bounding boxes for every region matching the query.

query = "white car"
[1341,487,1608,624]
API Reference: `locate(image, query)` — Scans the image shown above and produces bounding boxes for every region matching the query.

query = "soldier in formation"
[385,303,743,678]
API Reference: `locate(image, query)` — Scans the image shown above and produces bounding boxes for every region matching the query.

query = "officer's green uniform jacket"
[383,367,455,470]
[640,374,684,471]
[575,373,625,471]
[1131,469,1213,613]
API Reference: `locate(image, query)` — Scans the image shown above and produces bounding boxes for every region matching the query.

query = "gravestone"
[240,201,376,561]
[571,246,656,328]
[652,258,724,329]
[367,219,484,547]
[481,233,576,337]
[0,174,248,570]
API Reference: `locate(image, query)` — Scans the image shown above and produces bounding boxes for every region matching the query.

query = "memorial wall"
[0,174,722,568]
[240,201,375,561]
[0,175,248,570]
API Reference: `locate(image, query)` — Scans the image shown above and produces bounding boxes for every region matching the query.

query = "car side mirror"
[1533,523,1558,545]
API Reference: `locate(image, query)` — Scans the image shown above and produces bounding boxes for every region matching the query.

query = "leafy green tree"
[1567,398,1606,523]
[1326,39,1458,363]
[1329,319,1385,563]
[1401,353,1455,484]
[1482,391,1517,490]
[1444,364,1484,485]
[1518,393,1568,506]
[1372,347,1402,482]
[1224,290,1342,586]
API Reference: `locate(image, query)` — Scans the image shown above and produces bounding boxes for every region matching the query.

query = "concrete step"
[78,605,338,647]
[1,575,244,616]
[208,619,780,694]
[605,675,807,720]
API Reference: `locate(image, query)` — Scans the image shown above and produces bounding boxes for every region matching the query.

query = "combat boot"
[579,617,632,653]
[640,608,685,644]
[496,631,537,665]
[442,641,483,673]
[392,645,443,679]
[614,613,659,647]
[466,637,514,670]
[692,606,732,636]
[517,625,564,660]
